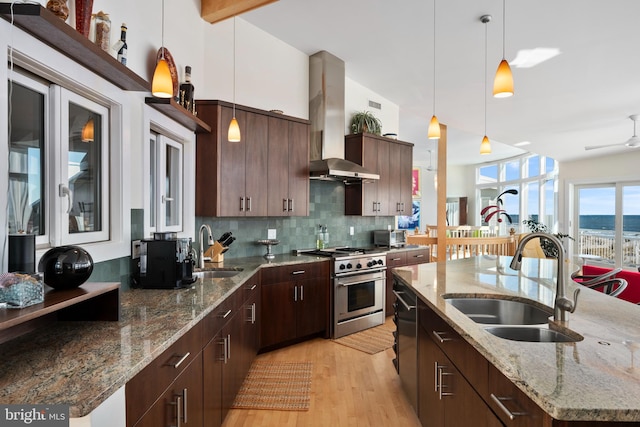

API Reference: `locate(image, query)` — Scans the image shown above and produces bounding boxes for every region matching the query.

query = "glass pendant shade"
[480,135,492,154]
[428,115,441,139]
[493,59,514,98]
[228,117,241,142]
[152,58,173,98]
[81,118,94,142]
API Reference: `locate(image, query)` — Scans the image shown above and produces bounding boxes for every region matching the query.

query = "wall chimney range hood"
[308,51,379,183]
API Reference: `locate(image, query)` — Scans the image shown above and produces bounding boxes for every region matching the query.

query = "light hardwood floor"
[223,317,421,427]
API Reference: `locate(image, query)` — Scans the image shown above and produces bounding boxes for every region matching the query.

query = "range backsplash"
[196,181,396,258]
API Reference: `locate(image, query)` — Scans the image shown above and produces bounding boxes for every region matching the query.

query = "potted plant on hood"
[350,111,382,135]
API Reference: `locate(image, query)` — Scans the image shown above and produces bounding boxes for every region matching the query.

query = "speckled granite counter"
[393,256,640,422]
[0,254,326,417]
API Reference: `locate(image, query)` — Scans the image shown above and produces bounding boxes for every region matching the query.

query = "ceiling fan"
[585,115,640,151]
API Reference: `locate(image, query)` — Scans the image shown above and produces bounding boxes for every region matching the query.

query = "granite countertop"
[393,256,640,422]
[0,254,327,418]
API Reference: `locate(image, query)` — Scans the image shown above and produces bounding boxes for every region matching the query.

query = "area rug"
[231,361,313,411]
[332,323,395,354]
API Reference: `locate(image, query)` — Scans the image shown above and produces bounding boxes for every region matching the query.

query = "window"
[149,132,183,233]
[575,183,640,269]
[8,70,110,248]
[476,153,558,235]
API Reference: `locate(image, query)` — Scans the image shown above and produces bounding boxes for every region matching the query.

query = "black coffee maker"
[135,237,196,289]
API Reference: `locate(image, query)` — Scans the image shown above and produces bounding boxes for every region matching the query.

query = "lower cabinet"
[133,355,203,427]
[260,261,329,349]
[127,273,261,427]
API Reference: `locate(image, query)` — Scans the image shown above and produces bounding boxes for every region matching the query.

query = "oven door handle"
[336,273,385,287]
[392,290,416,311]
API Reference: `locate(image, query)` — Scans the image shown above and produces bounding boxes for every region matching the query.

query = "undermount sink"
[485,326,582,343]
[193,268,244,279]
[445,296,552,325]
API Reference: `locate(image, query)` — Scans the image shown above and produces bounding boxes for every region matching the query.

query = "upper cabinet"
[195,101,309,218]
[344,133,413,216]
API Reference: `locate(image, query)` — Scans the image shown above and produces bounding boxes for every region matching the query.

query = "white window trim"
[1,21,131,268]
[142,106,195,241]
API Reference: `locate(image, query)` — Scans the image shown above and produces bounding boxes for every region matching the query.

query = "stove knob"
[339,264,346,270]
[377,259,384,265]
[346,263,352,269]
[367,261,373,267]
[356,263,362,269]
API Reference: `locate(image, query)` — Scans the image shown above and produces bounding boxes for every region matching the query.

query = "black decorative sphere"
[38,246,94,289]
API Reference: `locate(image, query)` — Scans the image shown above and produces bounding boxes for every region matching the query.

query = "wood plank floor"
[223,317,421,427]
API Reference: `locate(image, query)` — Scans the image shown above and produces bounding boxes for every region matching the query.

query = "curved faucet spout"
[510,232,579,324]
[198,224,214,269]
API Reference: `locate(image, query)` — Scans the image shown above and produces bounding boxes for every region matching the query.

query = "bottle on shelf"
[179,66,195,113]
[316,225,324,250]
[116,23,127,65]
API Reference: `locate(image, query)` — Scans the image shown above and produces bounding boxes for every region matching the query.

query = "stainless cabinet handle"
[283,198,288,212]
[227,334,231,361]
[170,396,182,427]
[372,201,377,212]
[294,285,298,302]
[392,290,415,311]
[249,284,257,290]
[377,202,382,211]
[414,254,425,258]
[292,270,306,275]
[181,388,188,424]
[240,197,245,211]
[434,361,440,392]
[251,302,256,324]
[220,309,232,319]
[490,394,527,420]
[218,338,226,362]
[247,196,252,212]
[288,198,294,212]
[167,352,191,368]
[300,285,304,301]
[432,330,452,343]
[390,257,402,262]
[438,367,454,399]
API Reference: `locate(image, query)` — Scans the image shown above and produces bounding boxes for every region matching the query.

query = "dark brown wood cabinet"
[344,133,413,216]
[386,248,430,315]
[267,117,310,216]
[417,299,502,427]
[260,262,329,349]
[196,100,309,217]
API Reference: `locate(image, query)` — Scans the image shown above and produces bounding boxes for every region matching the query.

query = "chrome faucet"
[510,232,580,324]
[198,224,214,269]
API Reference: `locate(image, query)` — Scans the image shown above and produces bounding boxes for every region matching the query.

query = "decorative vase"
[38,245,94,290]
[75,0,94,38]
[46,0,69,21]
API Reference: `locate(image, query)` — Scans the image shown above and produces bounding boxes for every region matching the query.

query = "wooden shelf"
[0,282,120,344]
[145,97,212,133]
[0,3,150,91]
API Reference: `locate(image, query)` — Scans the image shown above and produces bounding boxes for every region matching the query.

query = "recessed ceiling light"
[514,141,531,147]
[511,48,560,68]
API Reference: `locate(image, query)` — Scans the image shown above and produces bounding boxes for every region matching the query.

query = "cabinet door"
[218,106,247,216]
[135,355,203,427]
[296,278,327,338]
[418,325,445,427]
[260,281,297,347]
[244,112,269,216]
[388,141,403,215]
[376,138,391,215]
[398,142,413,215]
[360,136,380,215]
[203,332,224,427]
[267,117,290,216]
[287,120,309,216]
[221,311,245,423]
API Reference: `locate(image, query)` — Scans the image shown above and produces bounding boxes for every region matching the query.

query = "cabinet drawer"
[405,248,430,265]
[241,273,260,304]
[487,363,550,427]
[261,261,329,284]
[126,322,202,427]
[386,251,408,267]
[202,290,239,347]
[418,300,488,396]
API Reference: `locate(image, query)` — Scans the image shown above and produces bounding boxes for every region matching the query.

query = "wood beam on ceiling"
[201,0,279,23]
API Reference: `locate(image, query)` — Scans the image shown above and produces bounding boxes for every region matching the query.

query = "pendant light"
[427,0,440,139]
[228,17,241,142]
[480,15,492,155]
[493,0,514,98]
[152,0,173,98]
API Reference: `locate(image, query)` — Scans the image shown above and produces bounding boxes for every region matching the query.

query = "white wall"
[345,77,399,136]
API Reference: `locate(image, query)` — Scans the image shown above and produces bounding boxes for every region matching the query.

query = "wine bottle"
[180,66,195,113]
[117,23,128,65]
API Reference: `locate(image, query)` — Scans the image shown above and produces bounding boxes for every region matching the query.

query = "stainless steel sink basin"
[193,268,243,279]
[484,326,582,343]
[445,297,551,325]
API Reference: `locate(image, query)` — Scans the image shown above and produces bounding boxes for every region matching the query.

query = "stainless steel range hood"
[309,51,379,183]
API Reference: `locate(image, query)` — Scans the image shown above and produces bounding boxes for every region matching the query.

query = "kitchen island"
[393,255,640,423]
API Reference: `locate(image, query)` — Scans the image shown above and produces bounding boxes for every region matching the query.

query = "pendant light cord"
[484,19,488,136]
[432,0,436,114]
[502,0,506,59]
[233,17,236,117]
[160,0,165,59]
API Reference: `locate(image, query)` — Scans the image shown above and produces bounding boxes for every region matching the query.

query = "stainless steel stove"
[297,247,387,338]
